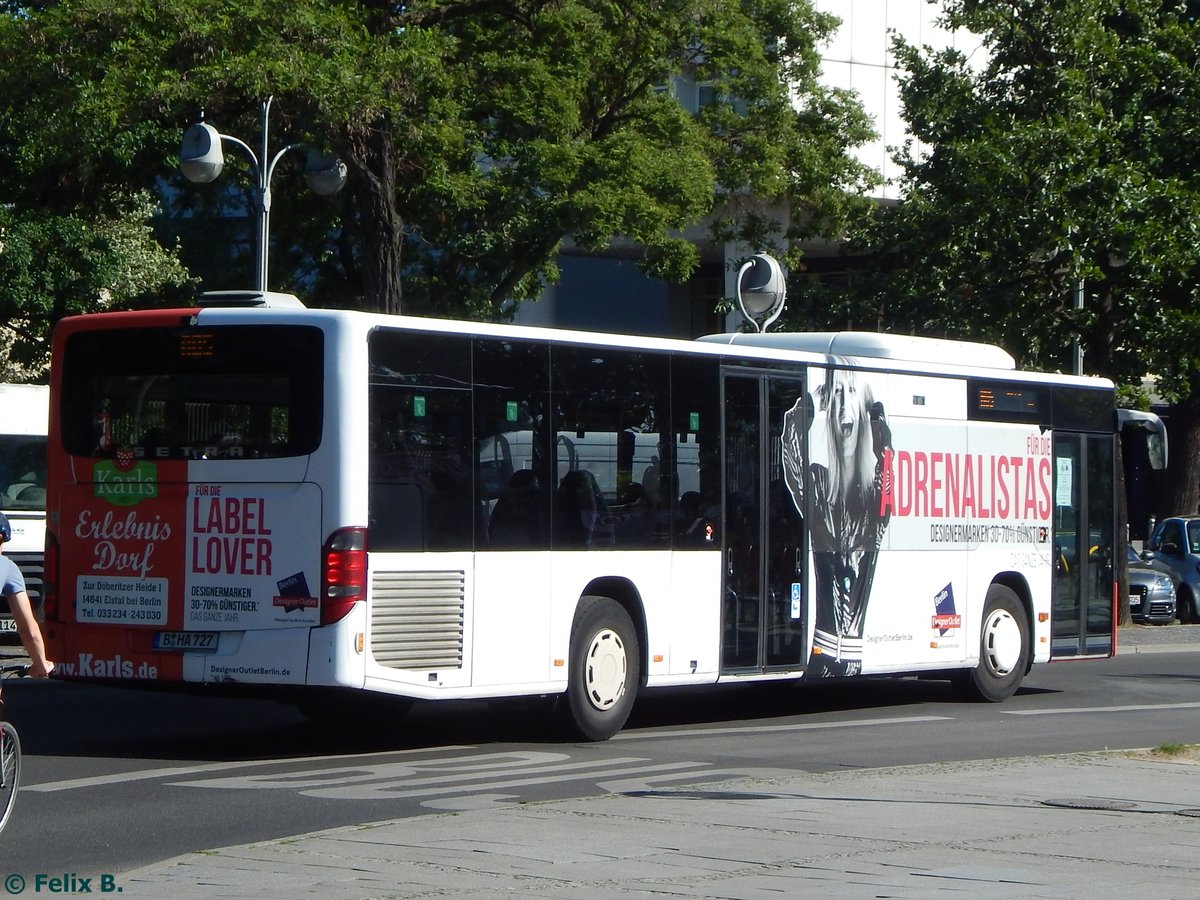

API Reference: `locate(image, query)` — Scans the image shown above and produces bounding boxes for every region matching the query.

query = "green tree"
[835,0,1200,516]
[0,0,876,324]
[0,193,193,379]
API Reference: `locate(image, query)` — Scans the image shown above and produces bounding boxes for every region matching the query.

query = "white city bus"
[44,293,1118,739]
[0,383,48,639]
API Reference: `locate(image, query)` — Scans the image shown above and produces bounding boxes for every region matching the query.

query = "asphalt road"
[1,643,1197,878]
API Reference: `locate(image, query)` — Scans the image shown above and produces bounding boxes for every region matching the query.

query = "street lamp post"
[1073,278,1085,376]
[179,96,346,293]
[735,253,787,332]
[1069,255,1125,377]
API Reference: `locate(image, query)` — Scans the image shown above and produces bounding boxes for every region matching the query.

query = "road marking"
[24,745,475,793]
[25,716,953,797]
[613,714,953,740]
[170,750,624,790]
[1004,701,1200,716]
[169,751,712,801]
[28,717,948,793]
[302,761,712,801]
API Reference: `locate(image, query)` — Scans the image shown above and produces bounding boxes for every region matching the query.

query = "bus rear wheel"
[563,596,640,741]
[952,585,1029,702]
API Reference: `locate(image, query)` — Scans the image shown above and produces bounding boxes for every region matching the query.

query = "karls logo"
[93,453,158,507]
[56,653,160,680]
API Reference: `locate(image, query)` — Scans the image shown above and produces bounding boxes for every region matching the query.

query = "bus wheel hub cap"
[985,610,1020,675]
[585,628,626,711]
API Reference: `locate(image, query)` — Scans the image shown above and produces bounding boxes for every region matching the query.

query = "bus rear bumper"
[48,612,367,690]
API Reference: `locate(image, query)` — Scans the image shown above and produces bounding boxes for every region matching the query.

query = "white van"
[0,384,48,638]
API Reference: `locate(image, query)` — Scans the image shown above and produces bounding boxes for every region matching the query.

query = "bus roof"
[58,297,1111,390]
[0,383,48,436]
[696,331,1017,370]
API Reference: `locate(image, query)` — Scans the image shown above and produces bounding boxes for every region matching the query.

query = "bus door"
[721,372,807,672]
[1051,432,1116,657]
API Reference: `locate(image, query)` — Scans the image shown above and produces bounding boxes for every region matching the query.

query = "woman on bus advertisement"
[782,364,891,678]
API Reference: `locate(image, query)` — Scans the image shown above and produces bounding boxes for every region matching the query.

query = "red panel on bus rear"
[54,456,323,683]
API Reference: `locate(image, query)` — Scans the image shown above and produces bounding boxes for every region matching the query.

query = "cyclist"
[0,512,53,680]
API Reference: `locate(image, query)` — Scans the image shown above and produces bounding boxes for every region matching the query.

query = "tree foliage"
[827,0,1200,514]
[0,0,878,328]
[0,193,193,380]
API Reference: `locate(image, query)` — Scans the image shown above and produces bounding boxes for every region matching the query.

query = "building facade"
[515,0,981,338]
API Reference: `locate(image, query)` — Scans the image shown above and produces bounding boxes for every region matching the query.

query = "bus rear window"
[60,325,323,460]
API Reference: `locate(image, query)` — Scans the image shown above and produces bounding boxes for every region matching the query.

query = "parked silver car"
[1127,545,1177,625]
[1142,516,1200,623]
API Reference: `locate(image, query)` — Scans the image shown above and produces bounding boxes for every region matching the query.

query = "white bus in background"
[0,383,48,638]
[44,295,1118,740]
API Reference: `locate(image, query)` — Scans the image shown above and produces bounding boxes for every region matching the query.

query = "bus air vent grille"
[8,552,45,611]
[370,570,465,670]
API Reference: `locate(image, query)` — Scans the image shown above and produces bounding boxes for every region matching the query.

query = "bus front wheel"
[563,596,640,741]
[952,585,1030,702]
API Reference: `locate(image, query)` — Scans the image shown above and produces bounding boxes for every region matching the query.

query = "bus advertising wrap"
[58,457,322,681]
[782,365,1055,677]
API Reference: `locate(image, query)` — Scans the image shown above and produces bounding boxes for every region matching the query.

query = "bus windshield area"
[60,325,324,460]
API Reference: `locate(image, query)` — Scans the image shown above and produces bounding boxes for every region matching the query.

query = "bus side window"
[369,483,426,550]
[474,337,552,551]
[549,344,669,550]
[368,330,474,551]
[669,355,721,549]
[556,469,612,547]
[489,469,544,548]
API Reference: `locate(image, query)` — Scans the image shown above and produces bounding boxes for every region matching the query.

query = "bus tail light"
[321,527,367,626]
[43,530,59,622]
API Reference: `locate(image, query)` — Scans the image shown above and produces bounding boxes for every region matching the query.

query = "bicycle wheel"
[0,721,20,834]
